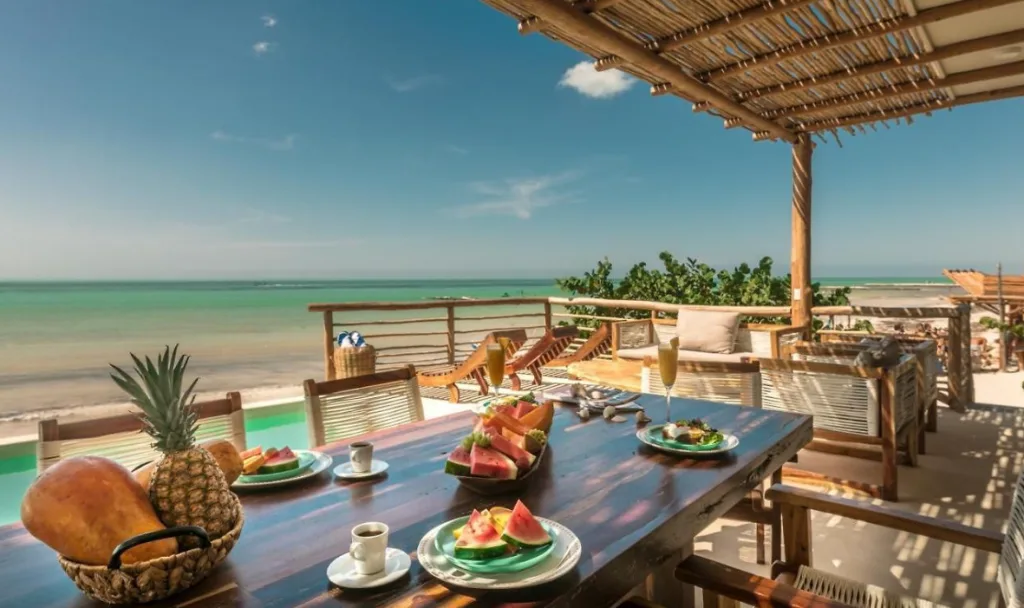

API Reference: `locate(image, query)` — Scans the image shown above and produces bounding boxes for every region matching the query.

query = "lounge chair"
[504,325,579,391]
[303,365,424,447]
[417,329,528,402]
[669,480,1017,608]
[37,392,246,474]
[544,322,612,368]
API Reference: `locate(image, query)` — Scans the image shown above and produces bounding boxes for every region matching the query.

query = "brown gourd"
[135,438,244,490]
[21,456,179,566]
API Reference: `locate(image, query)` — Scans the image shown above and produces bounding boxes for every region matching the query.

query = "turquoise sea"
[0,277,954,418]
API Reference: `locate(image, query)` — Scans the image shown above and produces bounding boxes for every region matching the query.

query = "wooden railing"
[308,298,974,406]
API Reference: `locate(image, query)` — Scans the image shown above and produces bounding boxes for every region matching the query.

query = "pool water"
[0,401,309,526]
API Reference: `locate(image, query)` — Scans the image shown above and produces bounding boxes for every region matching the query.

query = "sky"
[1,1,1021,280]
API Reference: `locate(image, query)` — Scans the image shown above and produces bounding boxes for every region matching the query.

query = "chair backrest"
[1001,467,1024,607]
[303,364,424,448]
[37,392,246,474]
[509,326,579,370]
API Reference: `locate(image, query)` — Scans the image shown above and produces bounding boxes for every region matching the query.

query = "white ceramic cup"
[350,441,373,474]
[350,522,389,575]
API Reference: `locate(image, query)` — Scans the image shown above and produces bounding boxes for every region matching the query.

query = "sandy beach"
[2,281,1020,440]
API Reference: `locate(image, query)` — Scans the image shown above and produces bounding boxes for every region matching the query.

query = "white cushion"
[616,345,750,363]
[675,310,742,354]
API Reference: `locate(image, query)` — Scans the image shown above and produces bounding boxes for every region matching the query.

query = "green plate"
[434,516,557,574]
[237,451,316,484]
[644,426,724,452]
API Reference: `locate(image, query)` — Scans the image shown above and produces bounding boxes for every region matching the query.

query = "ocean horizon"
[0,276,959,417]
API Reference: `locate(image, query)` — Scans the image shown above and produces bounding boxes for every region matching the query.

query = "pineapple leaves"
[109,344,200,452]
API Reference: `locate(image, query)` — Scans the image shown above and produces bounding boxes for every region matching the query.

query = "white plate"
[636,428,740,456]
[417,516,581,590]
[326,547,411,589]
[232,450,332,490]
[334,459,389,480]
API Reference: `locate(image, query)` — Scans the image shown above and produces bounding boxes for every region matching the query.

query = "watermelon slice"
[501,500,552,548]
[444,446,472,476]
[454,510,508,559]
[483,428,536,470]
[490,402,517,418]
[512,401,536,419]
[469,444,518,479]
[259,446,299,474]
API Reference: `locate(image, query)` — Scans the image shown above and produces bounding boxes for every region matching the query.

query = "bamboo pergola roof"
[481,0,1024,143]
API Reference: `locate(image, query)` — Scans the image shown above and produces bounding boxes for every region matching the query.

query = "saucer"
[334,459,389,480]
[326,547,411,589]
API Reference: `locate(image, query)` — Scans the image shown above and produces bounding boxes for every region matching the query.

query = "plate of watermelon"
[437,501,555,574]
[444,400,552,495]
[417,500,581,589]
[234,446,333,488]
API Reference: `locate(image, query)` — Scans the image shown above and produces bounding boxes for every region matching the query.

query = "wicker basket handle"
[107,526,212,570]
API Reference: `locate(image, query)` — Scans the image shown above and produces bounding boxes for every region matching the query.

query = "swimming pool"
[0,400,311,526]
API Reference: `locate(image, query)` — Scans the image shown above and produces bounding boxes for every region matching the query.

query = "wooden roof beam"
[699,0,1022,83]
[510,0,797,142]
[594,0,819,71]
[764,59,1024,120]
[734,28,1024,102]
[518,0,629,35]
[796,83,1024,132]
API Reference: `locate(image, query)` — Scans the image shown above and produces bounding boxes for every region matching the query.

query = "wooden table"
[0,396,812,607]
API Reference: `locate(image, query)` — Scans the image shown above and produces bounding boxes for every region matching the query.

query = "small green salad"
[660,418,724,446]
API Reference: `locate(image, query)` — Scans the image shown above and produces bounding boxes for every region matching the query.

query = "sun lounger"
[544,322,612,369]
[504,325,579,390]
[416,329,528,403]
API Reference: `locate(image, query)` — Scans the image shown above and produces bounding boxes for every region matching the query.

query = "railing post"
[322,311,336,380]
[543,301,553,332]
[947,306,963,409]
[446,304,456,365]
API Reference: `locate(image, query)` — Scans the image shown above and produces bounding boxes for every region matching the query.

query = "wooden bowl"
[454,443,548,496]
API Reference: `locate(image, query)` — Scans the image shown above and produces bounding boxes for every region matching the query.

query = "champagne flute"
[658,338,679,423]
[486,338,509,400]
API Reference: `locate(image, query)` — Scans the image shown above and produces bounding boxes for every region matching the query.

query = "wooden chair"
[303,364,424,447]
[416,329,528,403]
[504,325,579,390]
[760,345,918,502]
[37,392,245,474]
[543,322,612,369]
[670,481,1015,608]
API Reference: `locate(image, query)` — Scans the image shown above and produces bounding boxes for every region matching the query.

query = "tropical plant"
[110,345,237,546]
[556,253,851,331]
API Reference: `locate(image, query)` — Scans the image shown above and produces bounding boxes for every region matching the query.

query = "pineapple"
[110,345,238,546]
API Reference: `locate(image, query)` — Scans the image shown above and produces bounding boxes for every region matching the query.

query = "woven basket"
[58,496,244,605]
[334,345,376,378]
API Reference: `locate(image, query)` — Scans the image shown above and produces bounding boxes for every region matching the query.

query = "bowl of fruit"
[444,397,552,495]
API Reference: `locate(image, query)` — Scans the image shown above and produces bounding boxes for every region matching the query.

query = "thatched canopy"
[482,0,1024,143]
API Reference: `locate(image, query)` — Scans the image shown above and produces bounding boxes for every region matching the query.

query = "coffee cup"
[350,522,389,575]
[350,441,373,474]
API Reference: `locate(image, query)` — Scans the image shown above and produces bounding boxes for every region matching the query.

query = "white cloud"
[253,41,276,55]
[210,131,296,151]
[385,74,442,93]
[558,61,634,99]
[455,171,582,220]
[262,15,277,28]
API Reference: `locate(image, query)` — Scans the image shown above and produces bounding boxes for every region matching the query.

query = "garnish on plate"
[660,418,724,447]
[240,446,300,475]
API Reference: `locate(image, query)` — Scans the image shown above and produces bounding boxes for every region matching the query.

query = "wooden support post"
[790,136,814,335]
[322,311,336,380]
[446,305,456,365]
[780,502,812,567]
[543,301,553,332]
[948,306,963,410]
[998,262,1006,371]
[962,303,975,403]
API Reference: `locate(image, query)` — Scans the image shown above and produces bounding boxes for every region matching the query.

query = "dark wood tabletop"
[0,396,812,608]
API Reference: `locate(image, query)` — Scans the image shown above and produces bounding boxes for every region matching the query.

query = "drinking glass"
[658,338,679,423]
[486,338,508,400]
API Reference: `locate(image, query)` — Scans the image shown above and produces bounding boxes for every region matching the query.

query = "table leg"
[644,542,695,607]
